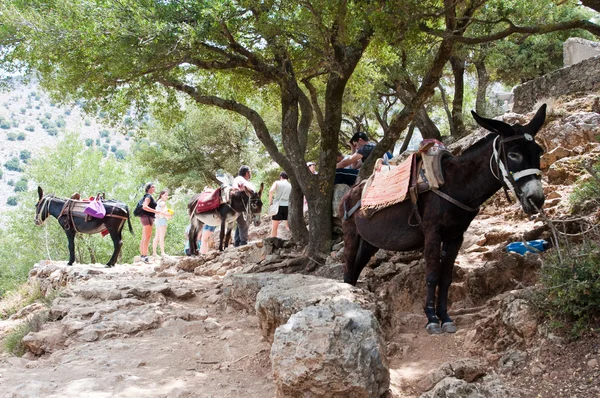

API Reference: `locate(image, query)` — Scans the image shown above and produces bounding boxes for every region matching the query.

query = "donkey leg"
[342,217,362,285]
[423,231,443,334]
[437,238,463,333]
[66,230,76,266]
[106,230,123,268]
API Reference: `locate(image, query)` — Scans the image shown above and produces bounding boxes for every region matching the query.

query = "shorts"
[272,205,288,221]
[140,215,154,226]
[203,225,217,232]
[156,217,168,227]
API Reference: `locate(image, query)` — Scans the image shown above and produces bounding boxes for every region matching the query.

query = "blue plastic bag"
[506,239,547,255]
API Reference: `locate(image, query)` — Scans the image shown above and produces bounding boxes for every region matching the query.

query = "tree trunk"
[394,79,441,140]
[475,58,490,116]
[450,55,465,137]
[288,178,308,245]
[400,121,416,154]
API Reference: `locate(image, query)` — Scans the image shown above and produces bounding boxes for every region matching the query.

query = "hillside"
[0,80,132,209]
[0,94,598,397]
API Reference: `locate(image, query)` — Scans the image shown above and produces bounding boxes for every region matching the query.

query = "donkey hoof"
[442,322,457,333]
[426,322,443,334]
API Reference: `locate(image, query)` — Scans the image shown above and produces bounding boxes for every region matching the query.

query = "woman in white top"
[152,190,172,256]
[268,171,292,238]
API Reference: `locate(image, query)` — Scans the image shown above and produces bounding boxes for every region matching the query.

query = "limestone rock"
[21,325,66,355]
[254,274,377,342]
[271,300,389,398]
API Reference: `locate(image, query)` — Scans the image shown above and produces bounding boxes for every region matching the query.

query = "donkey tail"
[126,205,134,235]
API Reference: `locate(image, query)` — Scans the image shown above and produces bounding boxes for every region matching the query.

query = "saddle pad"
[195,188,221,213]
[362,153,414,210]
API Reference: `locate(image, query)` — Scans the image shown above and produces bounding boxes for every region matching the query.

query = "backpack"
[133,197,145,217]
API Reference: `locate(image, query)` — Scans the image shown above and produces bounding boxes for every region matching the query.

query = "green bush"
[17,132,26,141]
[85,138,93,147]
[99,129,110,138]
[0,169,3,179]
[14,179,28,192]
[7,132,17,141]
[114,149,127,161]
[570,162,600,213]
[19,150,31,162]
[25,125,34,132]
[84,119,91,126]
[6,196,18,206]
[4,157,22,172]
[533,244,600,338]
[0,120,11,129]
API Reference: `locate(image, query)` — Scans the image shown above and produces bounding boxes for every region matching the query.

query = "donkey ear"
[38,186,43,200]
[471,111,514,136]
[523,104,546,136]
[258,182,264,195]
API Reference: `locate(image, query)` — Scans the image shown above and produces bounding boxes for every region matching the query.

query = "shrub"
[20,108,26,115]
[7,179,14,186]
[56,117,66,128]
[4,157,22,172]
[85,138,94,147]
[84,119,91,126]
[114,149,127,161]
[44,112,51,119]
[25,125,34,132]
[64,109,71,116]
[7,132,17,141]
[0,169,3,179]
[99,129,110,138]
[19,150,31,162]
[6,196,18,206]
[14,178,28,192]
[3,312,48,356]
[0,119,11,129]
[533,245,600,338]
[17,132,26,141]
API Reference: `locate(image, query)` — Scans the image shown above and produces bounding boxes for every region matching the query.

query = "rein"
[35,196,54,225]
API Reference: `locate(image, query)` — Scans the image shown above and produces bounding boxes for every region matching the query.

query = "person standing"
[232,165,255,247]
[269,171,291,238]
[152,189,172,257]
[139,182,161,263]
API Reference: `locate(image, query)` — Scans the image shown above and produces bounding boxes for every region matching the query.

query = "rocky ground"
[0,96,599,397]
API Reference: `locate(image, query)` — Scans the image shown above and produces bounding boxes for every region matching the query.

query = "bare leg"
[158,225,167,255]
[271,220,280,237]
[200,229,213,254]
[140,224,153,256]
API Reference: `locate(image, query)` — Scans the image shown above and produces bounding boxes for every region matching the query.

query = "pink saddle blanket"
[195,188,221,213]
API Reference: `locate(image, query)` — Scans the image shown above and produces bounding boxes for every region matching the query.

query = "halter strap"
[491,136,542,204]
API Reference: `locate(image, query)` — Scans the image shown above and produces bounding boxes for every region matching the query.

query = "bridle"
[490,133,542,205]
[35,195,53,226]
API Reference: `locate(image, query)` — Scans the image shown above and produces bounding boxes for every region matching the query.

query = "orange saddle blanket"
[195,188,221,213]
[362,153,414,211]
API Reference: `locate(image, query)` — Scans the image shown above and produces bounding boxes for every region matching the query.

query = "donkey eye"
[507,152,522,162]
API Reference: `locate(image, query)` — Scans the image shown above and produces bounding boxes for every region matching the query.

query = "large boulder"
[271,299,389,397]
[254,274,377,342]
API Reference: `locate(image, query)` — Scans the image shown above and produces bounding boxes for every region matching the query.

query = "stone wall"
[564,37,600,67]
[512,55,600,114]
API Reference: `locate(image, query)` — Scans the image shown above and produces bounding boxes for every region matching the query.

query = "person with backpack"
[136,182,164,263]
[268,171,291,238]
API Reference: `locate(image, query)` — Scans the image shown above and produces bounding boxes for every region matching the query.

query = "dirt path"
[0,262,274,398]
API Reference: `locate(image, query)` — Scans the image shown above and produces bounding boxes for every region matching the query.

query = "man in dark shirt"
[334,132,374,185]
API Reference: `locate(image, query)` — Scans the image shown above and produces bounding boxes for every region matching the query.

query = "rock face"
[254,274,378,343]
[271,300,389,398]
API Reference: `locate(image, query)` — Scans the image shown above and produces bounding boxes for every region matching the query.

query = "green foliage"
[0,169,3,179]
[25,125,34,132]
[570,162,600,214]
[4,157,22,171]
[85,138,93,147]
[3,311,48,356]
[99,129,109,138]
[136,106,264,191]
[0,119,10,129]
[19,150,30,162]
[533,244,600,338]
[14,178,27,192]
[114,149,127,161]
[6,196,17,206]
[6,132,16,141]
[16,132,25,141]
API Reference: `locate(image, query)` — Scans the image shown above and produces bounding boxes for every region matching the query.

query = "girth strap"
[343,199,362,221]
[431,188,479,213]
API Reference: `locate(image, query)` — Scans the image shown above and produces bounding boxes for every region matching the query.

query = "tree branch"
[421,20,600,45]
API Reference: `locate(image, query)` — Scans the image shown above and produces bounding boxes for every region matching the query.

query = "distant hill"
[0,81,132,210]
